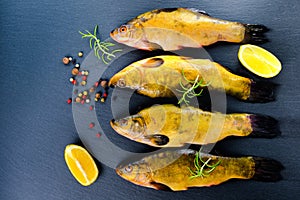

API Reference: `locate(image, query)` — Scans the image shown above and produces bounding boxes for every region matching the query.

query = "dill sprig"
[79,25,122,64]
[188,149,221,179]
[176,69,210,105]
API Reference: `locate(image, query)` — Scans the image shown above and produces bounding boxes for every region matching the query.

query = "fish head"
[109,64,143,89]
[110,22,144,48]
[110,114,146,141]
[116,159,153,188]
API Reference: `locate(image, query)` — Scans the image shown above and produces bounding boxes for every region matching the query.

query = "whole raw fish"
[109,55,275,102]
[116,149,283,191]
[110,104,280,147]
[110,8,269,51]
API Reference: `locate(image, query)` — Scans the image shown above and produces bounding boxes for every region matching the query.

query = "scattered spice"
[78,51,84,57]
[89,122,95,129]
[95,93,101,99]
[81,80,87,86]
[89,87,95,93]
[89,105,94,111]
[75,97,81,103]
[71,68,79,76]
[100,80,108,88]
[63,57,70,65]
[96,133,101,138]
[74,63,80,68]
[67,98,72,104]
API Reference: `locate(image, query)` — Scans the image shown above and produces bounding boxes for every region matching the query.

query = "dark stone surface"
[1,0,299,199]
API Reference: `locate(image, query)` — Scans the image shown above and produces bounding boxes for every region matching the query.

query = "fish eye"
[119,25,127,33]
[117,79,126,88]
[124,165,133,173]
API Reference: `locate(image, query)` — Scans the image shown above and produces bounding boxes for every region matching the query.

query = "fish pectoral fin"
[141,57,164,68]
[146,134,169,146]
[140,40,163,51]
[185,8,210,16]
[150,182,172,191]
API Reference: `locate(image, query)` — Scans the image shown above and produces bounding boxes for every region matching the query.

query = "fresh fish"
[110,8,269,51]
[116,149,283,191]
[110,104,280,147]
[109,55,275,102]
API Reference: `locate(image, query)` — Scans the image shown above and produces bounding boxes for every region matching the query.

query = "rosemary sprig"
[188,149,221,179]
[176,69,210,105]
[79,25,122,64]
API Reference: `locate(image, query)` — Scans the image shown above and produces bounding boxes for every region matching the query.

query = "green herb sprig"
[176,69,210,105]
[188,149,221,179]
[79,25,122,64]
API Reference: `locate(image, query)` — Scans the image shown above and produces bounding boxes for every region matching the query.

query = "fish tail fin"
[242,24,270,44]
[247,81,276,103]
[248,114,281,138]
[252,157,284,182]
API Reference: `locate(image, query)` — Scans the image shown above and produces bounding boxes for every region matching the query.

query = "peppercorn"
[94,98,99,102]
[82,76,87,81]
[80,100,85,104]
[68,56,73,62]
[94,81,99,87]
[84,71,89,76]
[89,105,94,111]
[81,81,86,86]
[89,122,95,129]
[95,93,101,99]
[71,68,79,76]
[78,93,83,97]
[72,80,77,85]
[75,97,81,103]
[74,63,80,68]
[69,77,74,83]
[78,51,84,57]
[63,57,70,65]
[89,87,95,93]
[100,80,108,88]
[100,97,105,103]
[85,99,90,104]
[83,91,88,96]
[67,98,72,104]
[82,95,87,99]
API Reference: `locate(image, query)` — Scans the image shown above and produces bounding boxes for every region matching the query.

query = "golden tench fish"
[110,8,269,51]
[116,149,283,191]
[109,55,275,102]
[110,104,280,147]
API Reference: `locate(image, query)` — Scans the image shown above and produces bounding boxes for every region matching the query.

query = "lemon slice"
[64,144,99,186]
[238,44,282,78]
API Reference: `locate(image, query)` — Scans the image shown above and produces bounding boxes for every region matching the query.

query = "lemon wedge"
[64,144,99,186]
[238,44,282,78]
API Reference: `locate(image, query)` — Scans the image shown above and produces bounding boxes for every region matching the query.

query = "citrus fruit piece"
[238,44,282,78]
[64,144,99,186]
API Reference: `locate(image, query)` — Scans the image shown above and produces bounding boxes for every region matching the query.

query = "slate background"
[1,0,300,199]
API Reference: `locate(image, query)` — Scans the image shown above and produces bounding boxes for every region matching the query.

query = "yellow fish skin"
[116,149,283,191]
[110,104,280,147]
[109,55,275,102]
[110,8,269,51]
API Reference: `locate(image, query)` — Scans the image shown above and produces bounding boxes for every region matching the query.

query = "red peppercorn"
[94,81,99,87]
[89,105,94,111]
[67,98,72,104]
[96,133,101,138]
[82,76,87,81]
[103,92,108,98]
[89,122,95,129]
[100,80,108,88]
[80,100,85,104]
[72,80,77,85]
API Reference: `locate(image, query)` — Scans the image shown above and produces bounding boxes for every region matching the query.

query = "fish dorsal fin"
[141,57,164,68]
[186,8,210,16]
[150,182,172,191]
